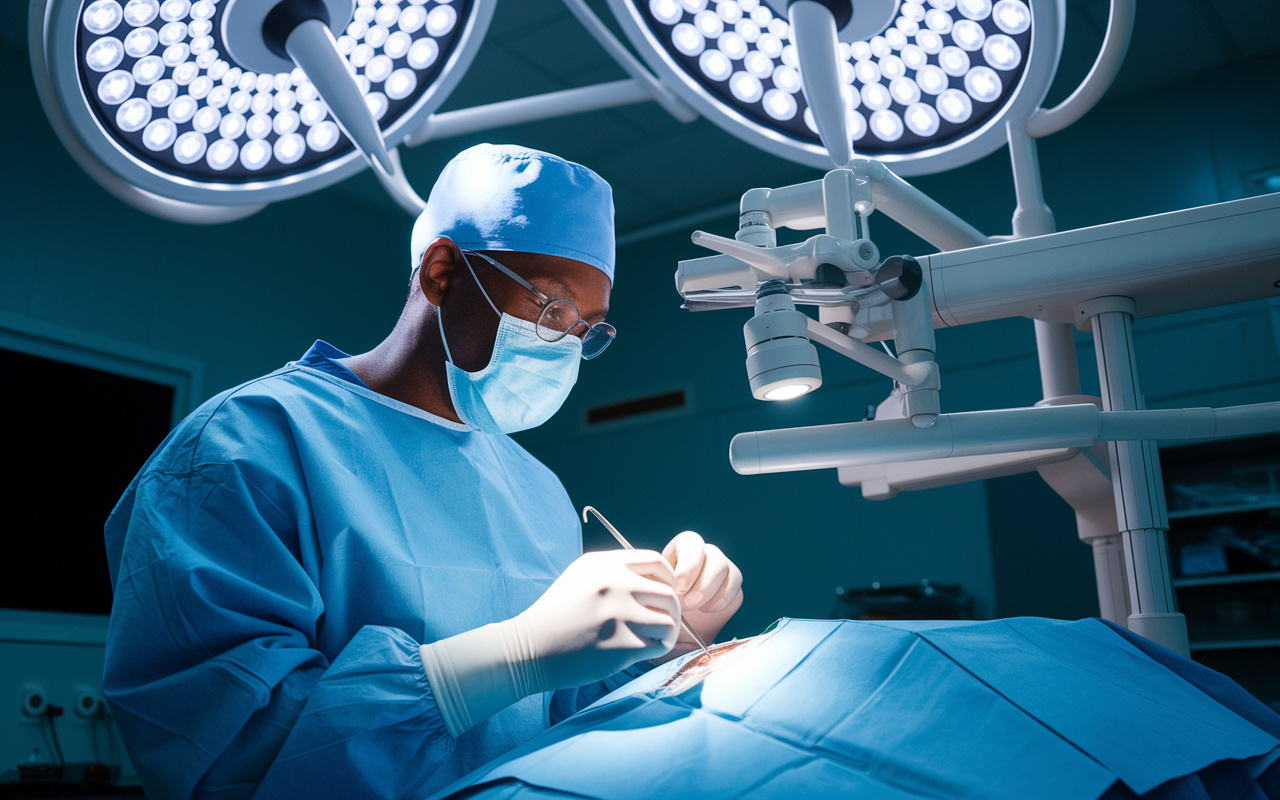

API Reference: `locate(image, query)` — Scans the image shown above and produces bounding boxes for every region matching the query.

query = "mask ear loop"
[437,250,504,365]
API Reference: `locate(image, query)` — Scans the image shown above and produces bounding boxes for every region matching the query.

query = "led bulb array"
[77,0,466,180]
[642,0,1031,153]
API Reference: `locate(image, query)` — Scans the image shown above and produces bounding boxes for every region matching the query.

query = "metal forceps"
[582,506,714,657]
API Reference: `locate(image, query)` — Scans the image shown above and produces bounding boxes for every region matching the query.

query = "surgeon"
[102,144,744,800]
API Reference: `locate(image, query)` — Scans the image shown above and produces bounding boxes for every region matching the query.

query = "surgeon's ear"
[419,238,461,306]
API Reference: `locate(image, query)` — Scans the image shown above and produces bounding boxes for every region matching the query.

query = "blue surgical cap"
[410,144,616,283]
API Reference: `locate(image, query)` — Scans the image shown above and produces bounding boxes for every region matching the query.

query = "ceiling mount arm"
[1025,0,1135,138]
[559,0,698,123]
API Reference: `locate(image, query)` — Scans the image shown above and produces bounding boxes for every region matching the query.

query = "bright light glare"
[384,31,412,58]
[173,131,206,164]
[772,65,801,93]
[736,19,761,43]
[83,0,123,34]
[650,0,682,24]
[951,19,985,50]
[851,41,871,61]
[115,97,151,132]
[901,44,926,70]
[849,109,867,140]
[274,133,306,165]
[699,49,732,81]
[159,0,188,22]
[915,29,943,53]
[307,121,340,152]
[983,34,1022,70]
[744,50,773,78]
[385,68,418,100]
[905,102,939,136]
[993,0,1030,34]
[364,91,388,120]
[239,139,272,171]
[167,95,196,123]
[123,26,157,58]
[729,71,762,102]
[917,64,947,95]
[884,28,907,49]
[694,10,723,37]
[246,113,272,139]
[718,31,747,59]
[141,118,177,151]
[98,69,134,104]
[957,0,991,19]
[147,79,177,107]
[939,45,969,76]
[964,66,1002,102]
[861,82,891,111]
[764,384,811,400]
[870,109,904,141]
[880,54,906,79]
[122,0,157,27]
[672,23,705,56]
[365,54,394,83]
[205,138,238,171]
[272,110,300,135]
[192,105,220,133]
[426,5,457,35]
[407,37,439,69]
[86,37,124,72]
[218,112,246,139]
[300,100,327,126]
[889,77,920,105]
[717,1,742,23]
[936,87,972,122]
[854,59,880,85]
[762,87,796,120]
[925,8,952,32]
[398,4,426,32]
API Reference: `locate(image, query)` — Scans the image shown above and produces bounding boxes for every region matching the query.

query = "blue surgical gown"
[103,341,638,800]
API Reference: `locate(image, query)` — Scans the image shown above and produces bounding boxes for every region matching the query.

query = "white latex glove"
[660,531,745,660]
[420,549,681,737]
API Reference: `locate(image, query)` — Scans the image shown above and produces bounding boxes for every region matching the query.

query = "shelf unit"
[1160,434,1280,709]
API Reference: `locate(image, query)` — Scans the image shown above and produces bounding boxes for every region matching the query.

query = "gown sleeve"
[102,460,454,800]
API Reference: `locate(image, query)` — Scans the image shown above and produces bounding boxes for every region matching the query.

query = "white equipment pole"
[1082,296,1189,656]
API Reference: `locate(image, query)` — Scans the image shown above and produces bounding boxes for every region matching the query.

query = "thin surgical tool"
[582,506,714,658]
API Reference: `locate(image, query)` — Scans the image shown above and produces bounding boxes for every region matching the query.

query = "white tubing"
[730,401,1280,475]
[789,1,852,168]
[1025,0,1136,138]
[863,162,991,251]
[407,80,652,147]
[286,20,425,214]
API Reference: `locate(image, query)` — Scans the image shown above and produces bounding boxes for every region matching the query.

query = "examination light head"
[744,280,822,401]
[30,0,493,222]
[606,0,1062,175]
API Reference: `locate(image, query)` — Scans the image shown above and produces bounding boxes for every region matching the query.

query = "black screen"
[0,348,175,614]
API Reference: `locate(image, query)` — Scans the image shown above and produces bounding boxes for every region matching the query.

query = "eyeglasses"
[462,251,617,360]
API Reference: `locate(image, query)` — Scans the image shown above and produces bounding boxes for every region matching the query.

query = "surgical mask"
[438,262,582,434]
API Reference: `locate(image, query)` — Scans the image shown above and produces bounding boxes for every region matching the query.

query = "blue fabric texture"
[429,618,1280,800]
[410,144,616,282]
[102,341,634,800]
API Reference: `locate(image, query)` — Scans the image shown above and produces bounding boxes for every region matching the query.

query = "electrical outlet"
[19,683,48,727]
[70,685,104,725]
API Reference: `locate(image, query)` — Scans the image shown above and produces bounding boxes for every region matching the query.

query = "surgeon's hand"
[419,550,681,739]
[512,549,683,689]
[658,531,744,662]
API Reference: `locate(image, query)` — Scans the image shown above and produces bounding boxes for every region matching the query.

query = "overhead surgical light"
[607,0,1062,174]
[30,0,493,221]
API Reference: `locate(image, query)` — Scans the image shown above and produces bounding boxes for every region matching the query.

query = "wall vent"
[586,390,687,425]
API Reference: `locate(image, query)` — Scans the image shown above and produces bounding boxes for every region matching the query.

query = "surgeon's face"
[421,241,612,373]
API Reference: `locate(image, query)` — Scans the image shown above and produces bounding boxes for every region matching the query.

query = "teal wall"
[2,34,1279,641]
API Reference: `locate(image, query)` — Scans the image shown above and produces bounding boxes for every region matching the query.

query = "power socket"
[19,683,49,727]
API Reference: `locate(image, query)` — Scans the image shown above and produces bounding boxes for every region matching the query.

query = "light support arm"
[406,80,654,146]
[788,0,853,168]
[1025,0,1135,138]
[284,19,425,213]
[806,318,936,387]
[559,0,698,123]
[728,400,1280,476]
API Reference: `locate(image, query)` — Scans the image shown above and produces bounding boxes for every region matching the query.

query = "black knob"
[874,255,922,301]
